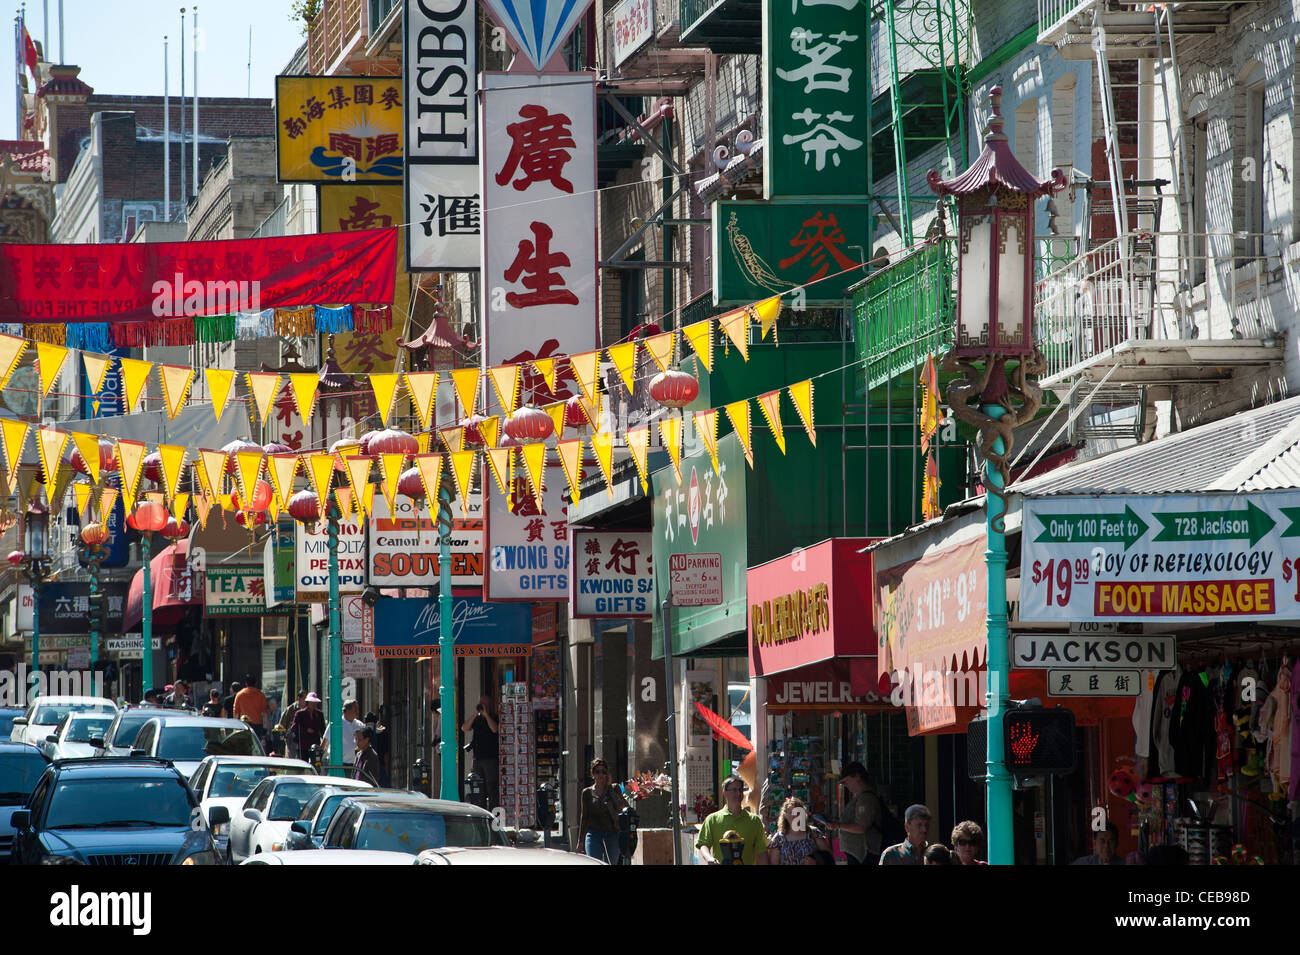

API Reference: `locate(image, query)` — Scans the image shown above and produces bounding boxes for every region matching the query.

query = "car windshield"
[65,716,114,743]
[353,811,503,854]
[157,726,262,761]
[268,782,322,821]
[0,751,47,802]
[308,793,349,835]
[208,765,286,799]
[112,712,158,746]
[33,703,114,726]
[46,777,193,829]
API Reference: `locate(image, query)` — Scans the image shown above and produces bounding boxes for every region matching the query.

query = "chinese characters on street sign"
[486,466,571,601]
[612,0,655,66]
[572,530,652,617]
[276,76,403,182]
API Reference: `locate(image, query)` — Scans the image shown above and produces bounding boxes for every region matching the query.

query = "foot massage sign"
[1019,492,1300,623]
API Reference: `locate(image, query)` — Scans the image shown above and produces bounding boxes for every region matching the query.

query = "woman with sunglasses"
[578,758,629,864]
[951,820,988,865]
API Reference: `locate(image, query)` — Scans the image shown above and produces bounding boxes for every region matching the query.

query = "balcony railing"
[851,238,955,392]
[678,0,760,54]
[1039,0,1267,51]
[307,0,366,75]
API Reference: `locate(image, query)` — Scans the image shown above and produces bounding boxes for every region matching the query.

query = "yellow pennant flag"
[590,430,615,499]
[626,426,650,491]
[484,447,511,496]
[193,494,214,530]
[157,444,188,503]
[119,357,153,413]
[83,353,112,395]
[579,393,603,431]
[245,373,281,424]
[478,416,500,450]
[267,454,299,510]
[307,453,336,504]
[532,358,557,393]
[73,481,93,519]
[13,467,36,513]
[97,487,118,524]
[755,295,782,340]
[788,379,816,447]
[725,399,754,467]
[379,453,405,515]
[415,453,445,506]
[606,342,638,395]
[345,455,372,501]
[334,487,355,520]
[451,368,480,415]
[757,389,786,455]
[448,450,476,514]
[439,426,465,454]
[544,402,565,442]
[172,492,190,522]
[2,419,29,474]
[659,416,683,484]
[235,450,265,506]
[287,373,320,423]
[49,463,77,513]
[642,331,674,374]
[69,430,101,484]
[159,365,194,420]
[520,441,546,509]
[718,308,749,361]
[356,483,374,518]
[556,438,582,503]
[417,433,432,454]
[115,439,147,514]
[206,368,236,421]
[370,373,401,427]
[488,364,521,415]
[682,319,714,373]
[219,493,236,514]
[694,409,721,475]
[404,372,437,429]
[0,335,28,389]
[35,342,70,399]
[569,351,600,404]
[197,449,227,498]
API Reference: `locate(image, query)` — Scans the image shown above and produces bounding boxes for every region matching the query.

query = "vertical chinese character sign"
[404,0,480,270]
[762,0,867,199]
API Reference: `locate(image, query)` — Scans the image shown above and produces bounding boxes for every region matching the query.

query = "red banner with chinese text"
[0,227,397,322]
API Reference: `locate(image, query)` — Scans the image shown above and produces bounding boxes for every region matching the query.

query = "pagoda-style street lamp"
[20,502,51,678]
[928,87,1064,866]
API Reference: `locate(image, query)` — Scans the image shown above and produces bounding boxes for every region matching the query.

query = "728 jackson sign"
[1019,492,1300,623]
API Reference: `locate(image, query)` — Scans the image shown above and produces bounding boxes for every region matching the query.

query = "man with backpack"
[829,762,890,865]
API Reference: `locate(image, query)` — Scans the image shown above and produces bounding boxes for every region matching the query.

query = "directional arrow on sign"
[1034,505,1150,550]
[1153,501,1275,547]
[1280,506,1300,538]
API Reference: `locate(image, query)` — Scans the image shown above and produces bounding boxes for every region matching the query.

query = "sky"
[4,0,308,138]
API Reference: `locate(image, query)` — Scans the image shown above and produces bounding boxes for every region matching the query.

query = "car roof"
[49,758,184,777]
[197,756,312,769]
[418,846,606,866]
[0,706,24,714]
[338,794,491,816]
[263,774,370,787]
[146,716,255,729]
[31,697,116,706]
[242,850,416,866]
[0,741,44,754]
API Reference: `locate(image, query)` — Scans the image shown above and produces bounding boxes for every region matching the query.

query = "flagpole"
[192,7,198,196]
[179,8,186,216]
[163,36,170,221]
[15,10,22,139]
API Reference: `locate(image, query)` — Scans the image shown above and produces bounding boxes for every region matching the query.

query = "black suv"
[9,758,228,865]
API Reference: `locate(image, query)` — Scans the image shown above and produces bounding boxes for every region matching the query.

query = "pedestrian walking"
[201,689,223,718]
[461,696,500,809]
[879,804,932,865]
[291,692,325,766]
[577,758,628,864]
[353,726,383,786]
[233,675,269,740]
[826,761,884,865]
[326,700,366,767]
[951,820,988,865]
[278,690,307,757]
[695,776,768,865]
[766,796,829,865]
[222,682,241,723]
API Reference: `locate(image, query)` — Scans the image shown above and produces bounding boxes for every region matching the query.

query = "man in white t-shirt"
[325,699,367,767]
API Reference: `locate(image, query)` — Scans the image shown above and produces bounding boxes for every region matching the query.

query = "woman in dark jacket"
[577,758,628,864]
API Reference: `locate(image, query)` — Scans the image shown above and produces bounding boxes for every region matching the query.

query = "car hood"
[418,846,606,866]
[201,796,247,818]
[171,760,202,778]
[40,825,199,861]
[51,742,99,759]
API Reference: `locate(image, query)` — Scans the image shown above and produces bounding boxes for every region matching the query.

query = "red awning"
[121,541,201,632]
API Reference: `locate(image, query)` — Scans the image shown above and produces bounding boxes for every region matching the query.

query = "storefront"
[121,539,202,693]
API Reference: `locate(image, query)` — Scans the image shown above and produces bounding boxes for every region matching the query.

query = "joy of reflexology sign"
[1020,492,1300,623]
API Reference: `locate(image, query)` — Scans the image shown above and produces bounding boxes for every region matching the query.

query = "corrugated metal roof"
[1012,394,1300,496]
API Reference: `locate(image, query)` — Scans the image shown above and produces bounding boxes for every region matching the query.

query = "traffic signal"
[87,589,106,635]
[966,707,1076,777]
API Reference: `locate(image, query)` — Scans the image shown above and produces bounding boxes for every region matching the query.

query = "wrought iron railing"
[307,0,365,74]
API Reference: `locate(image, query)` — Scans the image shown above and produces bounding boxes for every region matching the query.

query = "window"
[1190,109,1208,284]
[1236,62,1266,262]
[0,752,47,804]
[45,778,193,829]
[268,782,320,820]
[191,764,210,797]
[1246,83,1265,255]
[330,807,360,849]
[113,712,155,746]
[133,723,156,752]
[352,811,505,854]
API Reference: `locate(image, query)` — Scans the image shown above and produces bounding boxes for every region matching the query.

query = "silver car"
[131,716,264,778]
[39,713,116,761]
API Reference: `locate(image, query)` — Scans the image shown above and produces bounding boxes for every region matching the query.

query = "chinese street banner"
[1020,491,1300,624]
[276,76,404,182]
[712,199,868,305]
[762,0,868,199]
[405,0,480,271]
[485,465,570,602]
[0,228,397,322]
[571,530,652,618]
[480,72,597,412]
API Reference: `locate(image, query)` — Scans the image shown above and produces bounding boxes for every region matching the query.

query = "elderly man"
[879,804,932,865]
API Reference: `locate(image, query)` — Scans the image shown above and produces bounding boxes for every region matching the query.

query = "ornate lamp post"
[128,498,170,696]
[928,87,1064,865]
[18,502,51,679]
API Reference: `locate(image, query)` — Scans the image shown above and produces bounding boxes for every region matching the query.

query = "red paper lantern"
[236,510,267,528]
[502,406,554,444]
[649,369,699,409]
[7,550,24,566]
[564,395,587,431]
[368,428,419,456]
[287,490,321,524]
[232,479,274,512]
[80,522,110,547]
[461,415,486,448]
[330,438,361,472]
[221,439,263,475]
[142,452,163,484]
[358,431,382,456]
[70,439,119,476]
[129,499,169,533]
[398,467,425,500]
[161,517,190,540]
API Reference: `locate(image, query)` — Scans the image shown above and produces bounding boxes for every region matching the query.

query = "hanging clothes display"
[1259,660,1293,794]
[1148,670,1178,779]
[1171,668,1214,780]
[1289,658,1300,802]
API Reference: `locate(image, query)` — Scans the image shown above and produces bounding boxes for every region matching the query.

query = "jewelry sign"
[1020,492,1300,623]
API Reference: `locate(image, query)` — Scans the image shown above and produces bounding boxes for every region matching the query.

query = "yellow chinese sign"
[276,76,404,183]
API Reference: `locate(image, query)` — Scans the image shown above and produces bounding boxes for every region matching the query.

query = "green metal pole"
[437,482,457,800]
[983,397,1014,865]
[142,534,153,698]
[30,575,40,686]
[88,552,100,673]
[327,504,343,775]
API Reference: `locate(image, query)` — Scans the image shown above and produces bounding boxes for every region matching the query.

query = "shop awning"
[121,541,201,633]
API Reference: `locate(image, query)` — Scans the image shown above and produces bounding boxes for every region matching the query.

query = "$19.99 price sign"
[1020,493,1300,623]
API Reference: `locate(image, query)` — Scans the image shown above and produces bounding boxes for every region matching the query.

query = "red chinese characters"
[495,104,576,193]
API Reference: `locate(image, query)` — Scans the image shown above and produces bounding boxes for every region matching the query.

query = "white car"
[130,715,264,778]
[38,712,116,761]
[416,846,607,865]
[240,849,416,865]
[9,696,117,747]
[229,774,373,864]
[187,756,314,857]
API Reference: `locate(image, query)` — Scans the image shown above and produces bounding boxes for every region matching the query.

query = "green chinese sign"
[714,199,869,305]
[763,0,867,199]
[206,566,290,617]
[652,433,748,658]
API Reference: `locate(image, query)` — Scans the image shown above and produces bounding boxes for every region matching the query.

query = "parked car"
[415,846,606,865]
[240,849,416,865]
[38,713,116,761]
[187,756,314,857]
[288,786,409,851]
[0,742,47,861]
[90,704,179,758]
[228,774,372,864]
[0,708,24,741]
[320,795,507,856]
[9,758,226,865]
[9,697,117,747]
[130,715,263,778]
